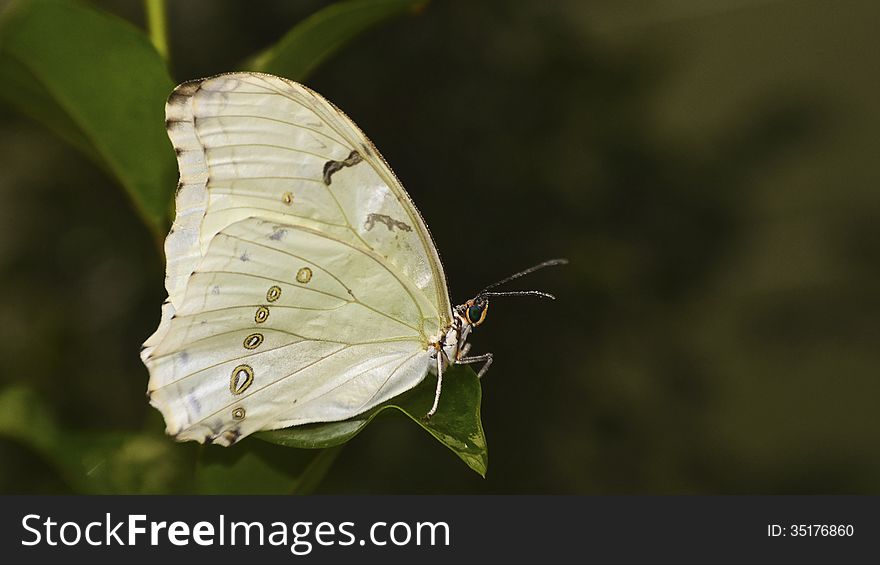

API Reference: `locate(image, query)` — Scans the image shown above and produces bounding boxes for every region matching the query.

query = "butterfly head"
[453,258,569,330]
[461,296,490,327]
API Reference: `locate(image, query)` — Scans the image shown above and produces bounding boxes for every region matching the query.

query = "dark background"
[1,0,879,493]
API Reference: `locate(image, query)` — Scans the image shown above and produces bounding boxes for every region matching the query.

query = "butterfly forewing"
[161,73,449,323]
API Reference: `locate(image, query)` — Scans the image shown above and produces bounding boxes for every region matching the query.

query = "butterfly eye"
[466,302,489,326]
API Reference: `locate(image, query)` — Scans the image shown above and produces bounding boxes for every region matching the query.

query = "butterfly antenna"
[482,290,557,300]
[480,258,569,293]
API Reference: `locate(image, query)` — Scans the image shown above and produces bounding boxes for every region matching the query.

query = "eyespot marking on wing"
[266,285,282,302]
[322,150,363,185]
[243,333,264,349]
[255,306,270,323]
[230,364,254,395]
[296,267,313,284]
[282,192,294,206]
[232,407,246,420]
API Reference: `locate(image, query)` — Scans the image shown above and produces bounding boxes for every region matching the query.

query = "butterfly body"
[143,72,562,446]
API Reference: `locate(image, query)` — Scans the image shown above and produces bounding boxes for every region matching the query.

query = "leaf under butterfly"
[0,385,350,494]
[195,442,343,495]
[257,364,488,477]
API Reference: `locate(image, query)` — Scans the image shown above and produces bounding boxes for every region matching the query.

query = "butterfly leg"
[426,350,446,419]
[458,353,494,379]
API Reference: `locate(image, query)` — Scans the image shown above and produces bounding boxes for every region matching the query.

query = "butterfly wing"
[155,72,450,324]
[142,72,451,445]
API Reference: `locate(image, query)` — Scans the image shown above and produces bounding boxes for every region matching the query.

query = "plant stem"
[144,0,170,62]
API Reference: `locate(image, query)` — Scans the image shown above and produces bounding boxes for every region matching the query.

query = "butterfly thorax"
[430,304,479,372]
[430,324,456,371]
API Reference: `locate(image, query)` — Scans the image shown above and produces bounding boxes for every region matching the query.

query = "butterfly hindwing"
[145,217,433,445]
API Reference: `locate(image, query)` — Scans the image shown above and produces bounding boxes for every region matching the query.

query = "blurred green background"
[1,0,879,493]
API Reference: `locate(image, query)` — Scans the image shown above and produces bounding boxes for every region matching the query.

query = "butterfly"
[141,72,565,446]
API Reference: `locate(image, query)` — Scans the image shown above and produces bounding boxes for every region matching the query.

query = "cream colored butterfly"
[141,72,564,446]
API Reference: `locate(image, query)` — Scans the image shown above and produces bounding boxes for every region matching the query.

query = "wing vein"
[180,342,354,428]
[288,350,422,418]
[195,113,351,149]
[202,204,349,229]
[190,269,351,302]
[150,338,345,393]
[207,142,335,162]
[148,325,423,362]
[232,76,377,251]
[186,344,425,431]
[222,232,424,334]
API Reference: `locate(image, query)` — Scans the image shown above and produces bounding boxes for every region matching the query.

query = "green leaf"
[258,365,488,477]
[0,53,99,162]
[248,0,429,81]
[0,385,57,454]
[0,385,193,493]
[0,385,345,494]
[195,442,343,495]
[60,432,193,494]
[0,0,177,234]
